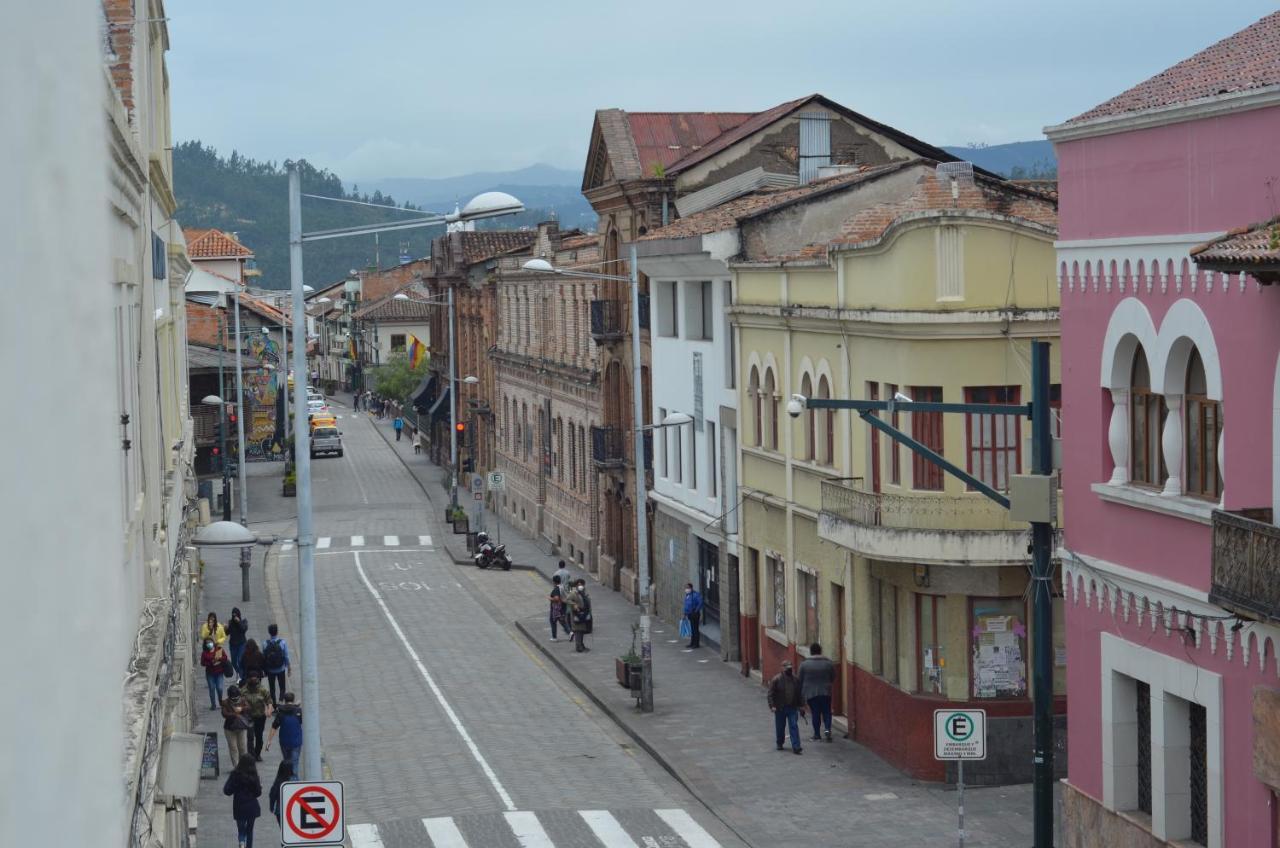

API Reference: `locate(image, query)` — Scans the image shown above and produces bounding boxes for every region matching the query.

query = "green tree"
[371,352,430,405]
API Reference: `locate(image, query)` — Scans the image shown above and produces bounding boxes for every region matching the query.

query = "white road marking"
[354,551,516,811]
[504,811,555,847]
[384,535,400,546]
[422,816,469,848]
[655,809,722,848]
[864,792,899,800]
[351,535,365,547]
[419,535,432,547]
[579,810,640,848]
[348,823,385,847]
[343,447,371,505]
[281,542,294,551]
[316,537,331,549]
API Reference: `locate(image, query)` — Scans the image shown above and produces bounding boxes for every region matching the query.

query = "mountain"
[941,140,1057,179]
[173,143,587,289]
[360,165,594,230]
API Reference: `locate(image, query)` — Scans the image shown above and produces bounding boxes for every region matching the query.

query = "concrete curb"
[512,619,757,848]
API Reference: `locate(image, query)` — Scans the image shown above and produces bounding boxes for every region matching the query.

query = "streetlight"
[288,169,523,779]
[203,395,233,521]
[192,520,259,603]
[521,245,656,712]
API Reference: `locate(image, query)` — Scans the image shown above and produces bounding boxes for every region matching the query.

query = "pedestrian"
[200,638,230,710]
[564,578,592,653]
[682,582,703,649]
[223,753,262,848]
[221,685,251,765]
[265,691,303,772]
[239,638,266,686]
[553,560,573,632]
[241,673,273,761]
[768,660,806,754]
[268,759,295,827]
[394,414,404,441]
[798,642,836,743]
[262,624,290,704]
[226,607,249,679]
[353,391,362,411]
[200,611,227,648]
[548,575,566,641]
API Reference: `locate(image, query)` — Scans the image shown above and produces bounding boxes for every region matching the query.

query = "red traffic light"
[455,422,466,433]
[212,447,220,455]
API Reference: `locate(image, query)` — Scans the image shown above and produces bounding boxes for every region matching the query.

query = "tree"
[371,352,430,406]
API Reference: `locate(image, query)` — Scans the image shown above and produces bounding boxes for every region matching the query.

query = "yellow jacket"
[200,621,227,647]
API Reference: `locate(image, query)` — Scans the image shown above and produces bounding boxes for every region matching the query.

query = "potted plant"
[616,623,643,689]
[282,468,297,497]
[448,504,469,535]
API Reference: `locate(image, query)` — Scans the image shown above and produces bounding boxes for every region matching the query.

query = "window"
[673,421,683,485]
[970,597,1027,699]
[1185,349,1221,500]
[390,333,406,352]
[690,419,698,491]
[800,570,819,647]
[554,417,564,482]
[657,407,667,477]
[700,281,714,340]
[764,368,778,450]
[656,281,678,337]
[749,366,762,447]
[801,374,815,460]
[1131,349,1166,487]
[707,422,717,498]
[817,375,833,466]
[1136,679,1152,814]
[569,419,578,488]
[871,578,899,684]
[911,386,943,490]
[917,594,945,695]
[888,383,901,485]
[768,555,785,630]
[965,386,1021,492]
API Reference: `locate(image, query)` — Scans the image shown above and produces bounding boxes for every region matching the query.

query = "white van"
[311,425,343,458]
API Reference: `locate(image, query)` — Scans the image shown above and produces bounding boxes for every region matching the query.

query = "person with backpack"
[393,415,404,441]
[222,754,262,848]
[241,673,273,761]
[262,624,290,704]
[200,639,231,710]
[266,691,303,772]
[564,578,592,653]
[221,685,251,765]
[226,607,249,679]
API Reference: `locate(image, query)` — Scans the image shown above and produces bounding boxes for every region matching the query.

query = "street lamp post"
[233,286,249,527]
[288,169,523,779]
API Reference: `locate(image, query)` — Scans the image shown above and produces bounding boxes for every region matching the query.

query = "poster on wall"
[971,607,1027,699]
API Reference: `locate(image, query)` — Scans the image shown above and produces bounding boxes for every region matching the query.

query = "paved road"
[268,404,742,848]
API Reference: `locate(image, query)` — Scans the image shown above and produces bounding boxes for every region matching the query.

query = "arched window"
[1130,349,1166,487]
[748,366,762,447]
[764,368,779,450]
[1185,348,1222,499]
[800,374,815,460]
[818,375,833,465]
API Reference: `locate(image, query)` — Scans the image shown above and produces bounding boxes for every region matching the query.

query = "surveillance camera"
[893,391,913,403]
[786,394,806,419]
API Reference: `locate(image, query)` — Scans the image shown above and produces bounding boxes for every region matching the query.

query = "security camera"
[786,394,807,419]
[893,391,913,403]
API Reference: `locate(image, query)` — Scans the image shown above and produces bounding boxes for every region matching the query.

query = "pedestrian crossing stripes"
[278,535,433,552]
[346,808,723,848]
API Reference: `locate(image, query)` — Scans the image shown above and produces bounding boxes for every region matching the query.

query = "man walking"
[393,415,404,441]
[266,691,303,772]
[799,642,836,742]
[682,582,703,649]
[548,575,566,641]
[262,624,290,704]
[241,673,273,760]
[767,660,805,754]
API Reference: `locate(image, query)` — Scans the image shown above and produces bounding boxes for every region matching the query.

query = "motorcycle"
[473,541,512,571]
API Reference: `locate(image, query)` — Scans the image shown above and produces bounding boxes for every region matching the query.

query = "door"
[832,583,846,720]
[698,538,721,645]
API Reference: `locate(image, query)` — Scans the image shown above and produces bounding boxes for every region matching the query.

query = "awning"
[428,386,451,422]
[410,374,437,411]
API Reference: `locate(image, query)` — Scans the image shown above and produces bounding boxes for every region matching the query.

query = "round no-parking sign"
[280,780,345,845]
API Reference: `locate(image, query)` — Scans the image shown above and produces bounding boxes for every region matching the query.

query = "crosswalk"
[345,808,724,848]
[279,534,432,552]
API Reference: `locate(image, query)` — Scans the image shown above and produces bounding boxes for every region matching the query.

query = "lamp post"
[193,520,260,603]
[289,169,523,779]
[203,394,232,521]
[521,246,657,711]
[232,286,248,526]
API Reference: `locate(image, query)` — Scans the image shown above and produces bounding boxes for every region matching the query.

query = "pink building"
[1046,13,1280,848]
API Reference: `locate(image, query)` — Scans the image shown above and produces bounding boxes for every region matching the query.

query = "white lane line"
[504,811,554,848]
[419,535,432,547]
[655,809,722,848]
[578,810,640,848]
[316,537,331,550]
[384,535,400,546]
[422,816,469,848]
[351,535,365,547]
[353,551,516,811]
[343,447,371,505]
[348,823,385,848]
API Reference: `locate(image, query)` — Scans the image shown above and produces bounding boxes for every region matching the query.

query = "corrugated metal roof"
[626,112,752,175]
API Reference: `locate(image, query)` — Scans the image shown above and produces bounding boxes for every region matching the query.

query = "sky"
[168,0,1278,182]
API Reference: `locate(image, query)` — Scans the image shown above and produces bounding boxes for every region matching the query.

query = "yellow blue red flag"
[407,333,427,369]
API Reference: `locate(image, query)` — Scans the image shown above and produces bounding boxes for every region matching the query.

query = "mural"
[243,334,285,460]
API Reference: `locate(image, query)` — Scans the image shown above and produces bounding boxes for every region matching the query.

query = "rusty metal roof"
[625,112,753,176]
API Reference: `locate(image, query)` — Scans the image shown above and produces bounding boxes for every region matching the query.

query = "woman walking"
[239,638,266,687]
[200,639,230,710]
[223,754,262,848]
[226,607,249,678]
[565,578,593,653]
[268,759,295,827]
[200,612,227,648]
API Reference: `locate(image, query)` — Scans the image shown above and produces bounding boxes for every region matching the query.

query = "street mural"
[243,334,285,460]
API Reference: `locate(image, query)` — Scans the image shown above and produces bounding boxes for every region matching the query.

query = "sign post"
[486,471,506,543]
[935,709,986,848]
[280,780,345,847]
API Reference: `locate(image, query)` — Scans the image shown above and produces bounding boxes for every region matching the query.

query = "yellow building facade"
[730,162,1064,783]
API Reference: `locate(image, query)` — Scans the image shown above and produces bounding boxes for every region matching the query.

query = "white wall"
[0,3,127,845]
[373,321,431,365]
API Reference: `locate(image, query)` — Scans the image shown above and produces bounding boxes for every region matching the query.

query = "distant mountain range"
[941,140,1057,179]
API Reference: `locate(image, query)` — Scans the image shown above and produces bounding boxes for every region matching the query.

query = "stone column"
[1108,389,1130,485]
[1162,394,1184,497]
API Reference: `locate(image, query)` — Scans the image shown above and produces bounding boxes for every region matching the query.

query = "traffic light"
[462,458,474,473]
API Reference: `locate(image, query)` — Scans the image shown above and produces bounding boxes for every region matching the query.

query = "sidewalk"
[366,408,1056,847]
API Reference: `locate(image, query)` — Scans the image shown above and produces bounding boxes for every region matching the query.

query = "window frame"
[1183,348,1221,501]
[910,386,944,490]
[1130,348,1167,488]
[964,385,1022,492]
[389,333,406,352]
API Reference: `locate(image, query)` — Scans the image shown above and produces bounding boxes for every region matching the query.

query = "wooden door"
[833,583,847,719]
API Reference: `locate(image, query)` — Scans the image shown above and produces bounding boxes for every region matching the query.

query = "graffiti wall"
[243,334,284,460]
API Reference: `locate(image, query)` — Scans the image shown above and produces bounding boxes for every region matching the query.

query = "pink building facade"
[1047,13,1280,848]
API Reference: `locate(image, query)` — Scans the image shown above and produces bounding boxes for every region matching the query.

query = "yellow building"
[728,161,1063,783]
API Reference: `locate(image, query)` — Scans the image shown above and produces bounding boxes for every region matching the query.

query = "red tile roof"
[1068,11,1280,124]
[459,231,537,264]
[1190,217,1280,272]
[626,112,753,176]
[353,289,436,321]
[665,97,809,173]
[185,227,254,259]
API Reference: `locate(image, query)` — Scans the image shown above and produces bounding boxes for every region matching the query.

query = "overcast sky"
[168,1,1276,182]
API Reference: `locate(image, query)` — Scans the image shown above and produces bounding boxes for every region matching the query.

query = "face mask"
[685,589,691,595]
[204,643,213,651]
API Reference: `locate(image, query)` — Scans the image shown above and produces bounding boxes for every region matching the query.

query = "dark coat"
[226,616,249,648]
[767,670,804,711]
[798,655,836,701]
[565,589,592,633]
[223,770,262,821]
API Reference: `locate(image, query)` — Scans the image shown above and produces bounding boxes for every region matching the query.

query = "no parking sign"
[280,780,345,846]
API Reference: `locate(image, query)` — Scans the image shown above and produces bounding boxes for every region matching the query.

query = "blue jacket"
[683,590,703,616]
[393,417,404,430]
[272,704,303,749]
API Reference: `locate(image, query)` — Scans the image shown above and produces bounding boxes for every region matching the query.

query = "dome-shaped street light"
[453,191,524,222]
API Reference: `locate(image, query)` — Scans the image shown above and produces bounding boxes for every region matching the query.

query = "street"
[221,401,744,848]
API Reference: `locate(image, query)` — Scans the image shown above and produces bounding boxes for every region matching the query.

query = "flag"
[407,333,427,369]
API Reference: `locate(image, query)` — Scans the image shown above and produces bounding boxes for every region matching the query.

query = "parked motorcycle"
[473,533,512,571]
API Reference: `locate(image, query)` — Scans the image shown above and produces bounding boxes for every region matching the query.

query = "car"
[311,426,343,458]
[309,414,337,431]
[307,398,328,415]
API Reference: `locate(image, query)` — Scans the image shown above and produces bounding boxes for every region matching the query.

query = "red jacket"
[201,648,227,676]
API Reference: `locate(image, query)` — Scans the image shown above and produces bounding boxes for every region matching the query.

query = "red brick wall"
[102,0,135,112]
[187,303,226,348]
[739,613,759,673]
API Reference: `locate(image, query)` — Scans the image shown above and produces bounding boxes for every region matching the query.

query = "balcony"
[590,426,652,470]
[818,477,1047,565]
[1210,508,1280,622]
[589,294,649,341]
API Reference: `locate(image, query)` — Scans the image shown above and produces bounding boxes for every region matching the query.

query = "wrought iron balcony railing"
[590,425,652,470]
[1211,508,1280,622]
[589,294,650,341]
[820,478,1028,532]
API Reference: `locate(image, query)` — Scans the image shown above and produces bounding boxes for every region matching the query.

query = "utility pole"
[217,313,231,521]
[448,285,459,508]
[1029,340,1055,848]
[629,242,654,713]
[232,286,248,524]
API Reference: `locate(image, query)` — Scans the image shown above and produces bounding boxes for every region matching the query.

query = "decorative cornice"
[729,303,1058,339]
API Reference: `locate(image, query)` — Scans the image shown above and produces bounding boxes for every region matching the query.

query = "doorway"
[832,583,846,719]
[697,537,721,646]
